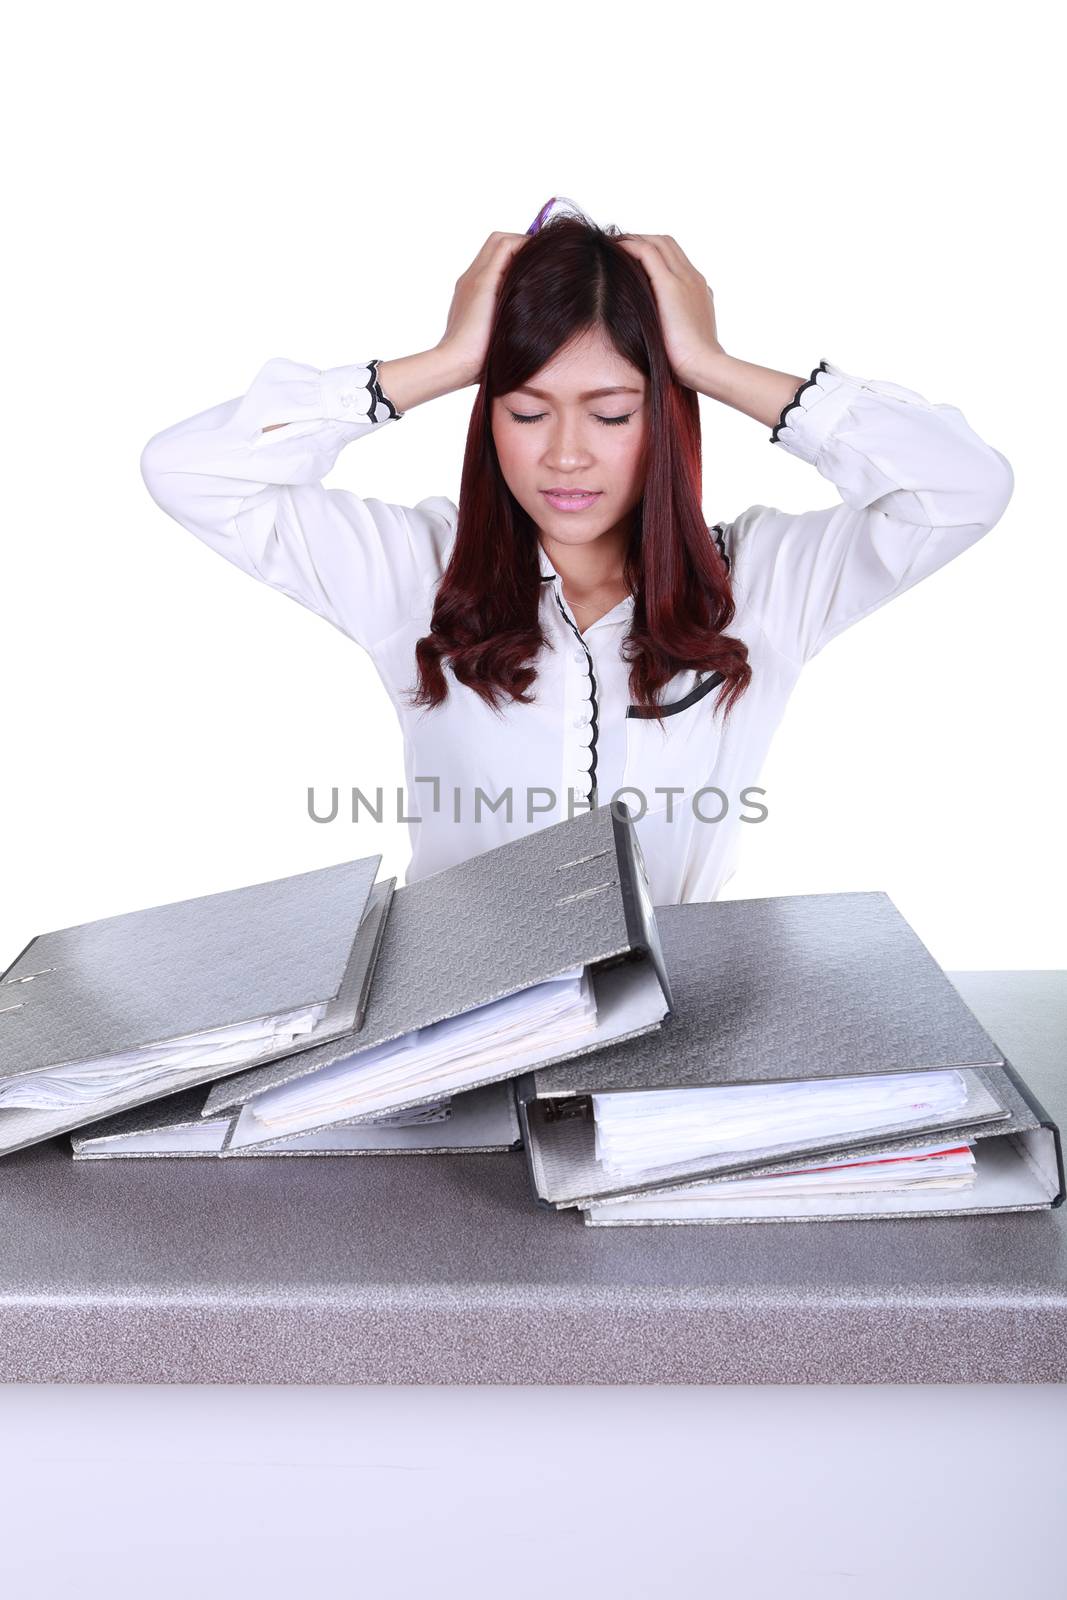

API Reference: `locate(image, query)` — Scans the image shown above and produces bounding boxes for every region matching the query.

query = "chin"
[539,522,608,545]
[535,503,613,530]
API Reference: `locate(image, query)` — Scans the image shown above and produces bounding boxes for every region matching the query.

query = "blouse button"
[571,648,586,665]
[572,712,590,729]
[340,392,355,407]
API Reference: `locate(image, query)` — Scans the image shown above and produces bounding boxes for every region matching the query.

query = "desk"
[1,973,1065,1599]
[1,971,1064,1385]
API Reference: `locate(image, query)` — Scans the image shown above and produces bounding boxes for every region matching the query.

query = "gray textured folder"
[70,1080,521,1157]
[202,803,673,1151]
[0,857,389,1158]
[518,892,1034,1209]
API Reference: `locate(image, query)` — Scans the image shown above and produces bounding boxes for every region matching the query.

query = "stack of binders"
[1,804,1062,1225]
[1,804,671,1161]
[516,895,1064,1224]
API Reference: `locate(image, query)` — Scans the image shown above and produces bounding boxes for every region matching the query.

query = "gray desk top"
[1,972,1064,1385]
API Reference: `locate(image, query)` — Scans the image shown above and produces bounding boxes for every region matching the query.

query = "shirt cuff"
[768,359,862,463]
[320,358,405,425]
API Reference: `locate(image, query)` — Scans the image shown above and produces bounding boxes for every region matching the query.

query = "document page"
[0,1003,328,1110]
[641,1142,978,1200]
[591,1070,978,1183]
[238,967,597,1138]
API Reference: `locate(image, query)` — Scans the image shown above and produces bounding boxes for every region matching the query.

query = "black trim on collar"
[627,671,725,719]
[712,522,731,575]
[553,590,599,800]
[770,360,829,444]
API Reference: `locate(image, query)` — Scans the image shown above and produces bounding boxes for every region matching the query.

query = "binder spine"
[609,804,674,1013]
[997,1055,1066,1206]
[0,933,40,987]
[513,1072,555,1210]
[504,1079,523,1152]
[347,877,396,1033]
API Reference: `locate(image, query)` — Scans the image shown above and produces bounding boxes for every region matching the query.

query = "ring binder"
[540,1096,590,1124]
[519,892,1066,1220]
[203,803,674,1153]
[71,1080,523,1159]
[0,854,388,1158]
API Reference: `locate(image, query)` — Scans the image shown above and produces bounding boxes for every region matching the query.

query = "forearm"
[375,344,474,415]
[688,351,807,430]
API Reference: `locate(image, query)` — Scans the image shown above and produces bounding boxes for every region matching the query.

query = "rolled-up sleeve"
[139,356,456,652]
[721,359,1014,663]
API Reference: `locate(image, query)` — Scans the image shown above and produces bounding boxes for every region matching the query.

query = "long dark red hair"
[408,211,751,724]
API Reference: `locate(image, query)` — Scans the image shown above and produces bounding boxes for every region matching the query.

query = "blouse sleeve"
[138,355,457,652]
[719,359,1015,665]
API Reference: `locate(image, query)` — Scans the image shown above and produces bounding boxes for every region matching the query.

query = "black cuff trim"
[769,360,829,444]
[366,357,403,422]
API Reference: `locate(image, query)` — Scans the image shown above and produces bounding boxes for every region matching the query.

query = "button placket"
[551,585,600,810]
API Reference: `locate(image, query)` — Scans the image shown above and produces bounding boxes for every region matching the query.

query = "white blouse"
[139,355,1014,907]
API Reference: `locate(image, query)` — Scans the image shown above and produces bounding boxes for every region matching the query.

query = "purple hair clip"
[526,195,587,234]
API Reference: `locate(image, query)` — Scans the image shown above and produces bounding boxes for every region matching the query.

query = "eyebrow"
[512,384,644,400]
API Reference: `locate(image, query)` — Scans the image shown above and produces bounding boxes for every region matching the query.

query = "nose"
[542,415,596,472]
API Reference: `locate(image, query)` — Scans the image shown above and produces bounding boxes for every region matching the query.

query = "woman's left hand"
[617,234,724,389]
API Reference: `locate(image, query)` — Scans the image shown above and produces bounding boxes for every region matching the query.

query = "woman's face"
[491,324,650,551]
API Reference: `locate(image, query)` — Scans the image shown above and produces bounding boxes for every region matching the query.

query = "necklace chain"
[566,585,628,610]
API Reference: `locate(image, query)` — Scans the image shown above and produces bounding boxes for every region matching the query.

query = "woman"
[139,200,1013,907]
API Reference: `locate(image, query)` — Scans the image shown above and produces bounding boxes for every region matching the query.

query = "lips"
[540,489,603,512]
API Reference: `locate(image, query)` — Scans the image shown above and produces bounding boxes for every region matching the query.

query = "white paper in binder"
[0,1003,329,1110]
[611,1140,979,1203]
[590,1069,978,1184]
[230,965,596,1146]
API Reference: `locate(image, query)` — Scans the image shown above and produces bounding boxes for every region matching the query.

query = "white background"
[1,0,1062,968]
[1,1384,1066,1598]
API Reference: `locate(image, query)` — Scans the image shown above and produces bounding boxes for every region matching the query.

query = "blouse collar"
[537,542,560,583]
[536,541,635,630]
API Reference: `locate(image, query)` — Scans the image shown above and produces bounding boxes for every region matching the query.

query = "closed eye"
[507,410,634,427]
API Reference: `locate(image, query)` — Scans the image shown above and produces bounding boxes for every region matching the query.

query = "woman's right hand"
[436,232,528,386]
